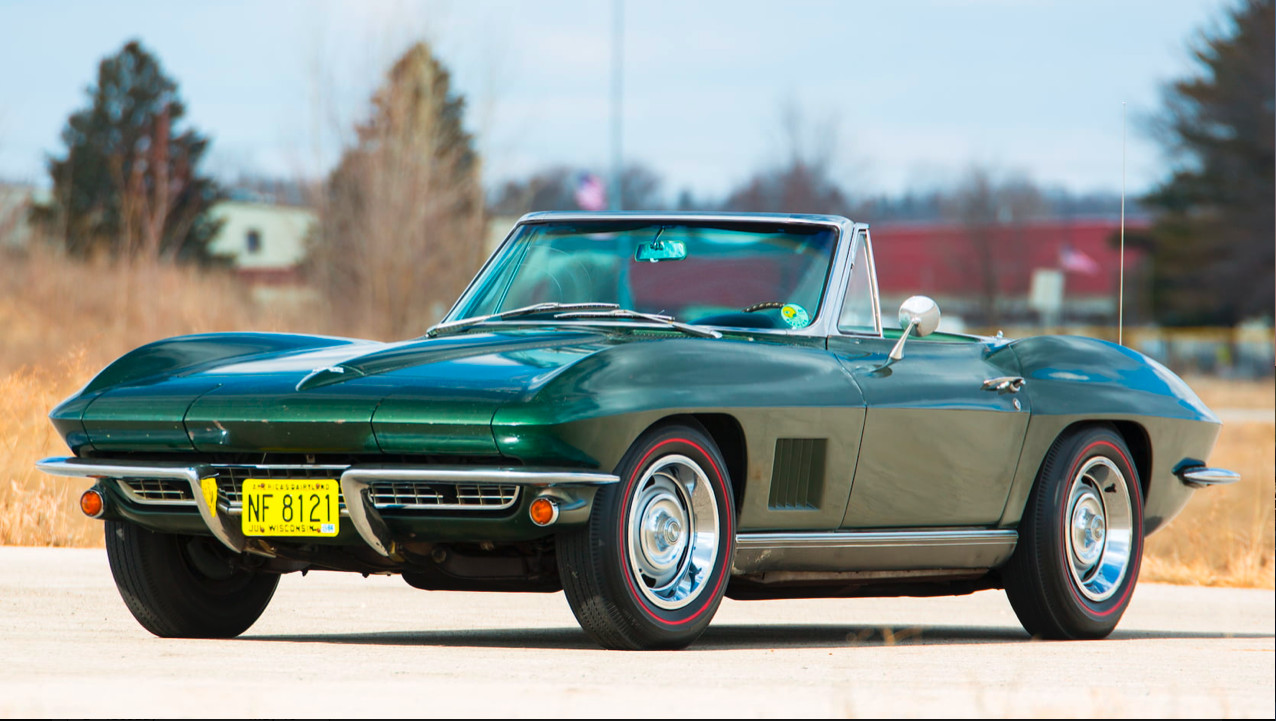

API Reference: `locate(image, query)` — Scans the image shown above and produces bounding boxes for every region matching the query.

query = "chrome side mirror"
[888,295,941,361]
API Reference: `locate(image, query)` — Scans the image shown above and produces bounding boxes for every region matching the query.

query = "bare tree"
[723,101,853,215]
[945,167,1045,325]
[108,105,204,263]
[310,41,486,338]
[0,182,25,251]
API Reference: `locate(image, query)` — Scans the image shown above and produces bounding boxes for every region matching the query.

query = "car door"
[827,229,1030,528]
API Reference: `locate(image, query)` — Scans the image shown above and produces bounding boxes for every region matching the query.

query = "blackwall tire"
[557,423,735,650]
[1004,425,1144,640]
[105,521,279,638]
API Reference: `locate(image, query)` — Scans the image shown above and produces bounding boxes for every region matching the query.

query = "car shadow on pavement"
[245,624,1273,650]
[696,625,1274,649]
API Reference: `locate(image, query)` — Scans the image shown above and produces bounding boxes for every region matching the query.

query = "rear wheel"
[1004,426,1143,639]
[105,521,279,638]
[557,423,735,650]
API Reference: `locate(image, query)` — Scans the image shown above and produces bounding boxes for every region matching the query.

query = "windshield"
[449,220,839,330]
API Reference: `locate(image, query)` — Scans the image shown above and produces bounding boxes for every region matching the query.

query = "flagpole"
[609,0,624,211]
[1119,102,1126,347]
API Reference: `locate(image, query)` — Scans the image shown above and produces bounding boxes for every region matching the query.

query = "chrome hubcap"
[1070,489,1105,567]
[626,454,720,610]
[1064,457,1134,602]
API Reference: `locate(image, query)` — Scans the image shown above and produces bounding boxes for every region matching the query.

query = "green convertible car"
[40,212,1239,650]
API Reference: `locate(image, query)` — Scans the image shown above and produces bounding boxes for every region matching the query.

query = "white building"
[0,184,46,249]
[207,200,316,281]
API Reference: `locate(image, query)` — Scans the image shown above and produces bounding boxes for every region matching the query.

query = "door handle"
[982,376,1026,393]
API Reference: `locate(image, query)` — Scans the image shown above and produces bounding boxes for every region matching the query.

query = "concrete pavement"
[1,546,1271,718]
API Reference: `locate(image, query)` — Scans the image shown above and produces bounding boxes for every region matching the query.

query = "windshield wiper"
[554,308,723,339]
[426,302,620,338]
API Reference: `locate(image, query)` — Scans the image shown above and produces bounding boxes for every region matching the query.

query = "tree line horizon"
[24,0,1274,330]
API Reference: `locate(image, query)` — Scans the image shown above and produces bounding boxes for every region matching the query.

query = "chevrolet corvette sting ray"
[39,212,1239,650]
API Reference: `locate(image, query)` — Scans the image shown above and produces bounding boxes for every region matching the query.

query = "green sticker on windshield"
[780,303,810,329]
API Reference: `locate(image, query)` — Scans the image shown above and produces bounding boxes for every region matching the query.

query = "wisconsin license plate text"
[241,479,339,537]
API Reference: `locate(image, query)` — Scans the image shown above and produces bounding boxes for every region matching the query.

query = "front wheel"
[557,423,736,650]
[105,521,279,638]
[1003,425,1144,639]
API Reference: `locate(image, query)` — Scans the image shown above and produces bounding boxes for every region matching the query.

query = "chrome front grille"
[106,464,521,514]
[368,481,520,511]
[116,478,194,505]
[212,465,349,511]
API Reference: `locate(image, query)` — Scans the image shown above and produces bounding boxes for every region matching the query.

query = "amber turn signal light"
[80,489,105,518]
[529,497,559,527]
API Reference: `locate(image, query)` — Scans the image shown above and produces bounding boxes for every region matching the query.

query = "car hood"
[72,328,613,455]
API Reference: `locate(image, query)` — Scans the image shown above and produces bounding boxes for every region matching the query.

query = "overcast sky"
[0,0,1228,199]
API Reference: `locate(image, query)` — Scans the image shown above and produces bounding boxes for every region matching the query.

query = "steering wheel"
[742,302,786,313]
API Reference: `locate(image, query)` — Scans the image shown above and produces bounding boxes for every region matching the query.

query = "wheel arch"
[640,413,747,514]
[1001,417,1155,530]
[1041,420,1152,512]
[1108,420,1152,506]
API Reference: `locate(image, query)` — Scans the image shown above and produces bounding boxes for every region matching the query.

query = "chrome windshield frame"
[828,226,885,338]
[441,212,865,340]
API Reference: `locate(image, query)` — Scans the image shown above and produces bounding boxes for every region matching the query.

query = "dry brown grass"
[1143,420,1275,588]
[0,353,101,546]
[1182,373,1276,410]
[0,246,330,376]
[1,250,1272,588]
[1142,375,1276,588]
[0,247,331,546]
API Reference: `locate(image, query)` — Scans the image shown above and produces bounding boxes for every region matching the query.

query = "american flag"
[1059,244,1100,275]
[575,173,608,211]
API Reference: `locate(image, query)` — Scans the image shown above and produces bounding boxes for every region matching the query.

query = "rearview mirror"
[635,239,687,263]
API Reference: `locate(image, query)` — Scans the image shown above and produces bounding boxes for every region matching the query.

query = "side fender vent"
[767,438,827,510]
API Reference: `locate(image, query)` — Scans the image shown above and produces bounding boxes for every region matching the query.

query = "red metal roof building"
[868,219,1148,324]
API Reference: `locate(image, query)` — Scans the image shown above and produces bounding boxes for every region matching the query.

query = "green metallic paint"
[50,394,94,455]
[995,335,1221,535]
[185,387,386,454]
[369,330,612,455]
[490,333,867,530]
[58,327,621,456]
[830,334,1031,528]
[82,332,365,395]
[83,379,221,452]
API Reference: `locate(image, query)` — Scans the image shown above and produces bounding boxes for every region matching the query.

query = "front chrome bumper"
[37,456,618,557]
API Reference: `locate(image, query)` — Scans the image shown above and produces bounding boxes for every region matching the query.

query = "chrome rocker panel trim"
[732,529,1019,574]
[37,457,619,556]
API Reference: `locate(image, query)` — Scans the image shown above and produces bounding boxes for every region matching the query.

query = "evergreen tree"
[36,41,220,262]
[311,42,485,338]
[1144,0,1274,325]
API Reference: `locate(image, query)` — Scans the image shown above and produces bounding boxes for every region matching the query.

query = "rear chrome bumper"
[1175,465,1241,489]
[37,456,618,557]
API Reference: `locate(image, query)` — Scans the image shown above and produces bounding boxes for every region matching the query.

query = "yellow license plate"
[241,479,340,537]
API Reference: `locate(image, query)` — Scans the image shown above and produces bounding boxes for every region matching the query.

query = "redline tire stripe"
[1057,440,1143,617]
[618,437,733,626]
